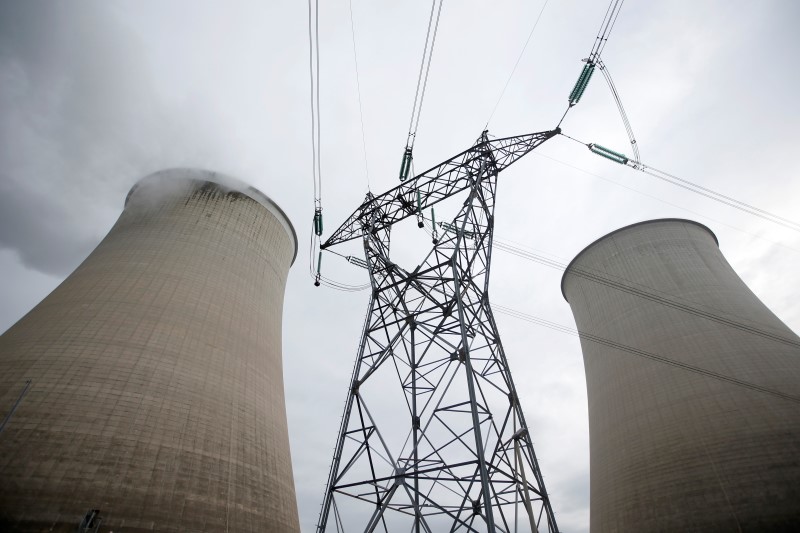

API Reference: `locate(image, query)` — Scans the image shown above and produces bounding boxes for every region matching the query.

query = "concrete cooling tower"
[0,169,300,532]
[562,218,800,532]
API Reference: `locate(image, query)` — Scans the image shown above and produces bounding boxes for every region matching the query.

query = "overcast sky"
[1,1,799,531]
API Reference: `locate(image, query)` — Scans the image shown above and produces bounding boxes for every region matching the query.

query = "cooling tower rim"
[560,218,718,301]
[126,168,298,265]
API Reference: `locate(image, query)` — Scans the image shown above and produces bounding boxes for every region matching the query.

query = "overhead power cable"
[484,0,551,128]
[418,213,798,349]
[307,0,325,286]
[322,214,800,389]
[328,207,798,342]
[561,133,800,233]
[558,0,626,127]
[588,0,625,62]
[408,0,444,144]
[306,0,369,291]
[308,228,370,292]
[411,0,443,138]
[557,0,640,174]
[319,276,370,292]
[638,166,800,232]
[493,305,800,405]
[321,215,800,393]
[492,238,800,349]
[320,248,371,292]
[308,0,322,207]
[532,150,800,255]
[348,0,370,192]
[398,0,445,182]
[596,58,640,165]
[414,212,798,349]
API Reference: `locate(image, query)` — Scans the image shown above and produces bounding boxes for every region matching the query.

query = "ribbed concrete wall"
[562,219,800,532]
[0,169,300,532]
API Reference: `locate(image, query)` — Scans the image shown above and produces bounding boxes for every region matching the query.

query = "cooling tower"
[562,218,800,532]
[0,169,300,532]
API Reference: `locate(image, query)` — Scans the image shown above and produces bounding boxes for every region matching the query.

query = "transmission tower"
[317,128,561,532]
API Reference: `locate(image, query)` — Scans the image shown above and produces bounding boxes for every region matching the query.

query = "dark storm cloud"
[0,173,100,275]
[0,2,132,274]
[0,1,221,275]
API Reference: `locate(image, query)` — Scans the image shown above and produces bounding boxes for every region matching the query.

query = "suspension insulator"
[568,63,595,105]
[313,209,324,236]
[431,208,438,244]
[314,250,322,287]
[399,147,413,182]
[347,255,369,269]
[416,190,424,228]
[589,143,629,165]
[441,221,474,238]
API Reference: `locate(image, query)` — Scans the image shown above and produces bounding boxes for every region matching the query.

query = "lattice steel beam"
[321,129,560,249]
[318,129,560,533]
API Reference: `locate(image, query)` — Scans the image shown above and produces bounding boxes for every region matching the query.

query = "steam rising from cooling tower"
[0,169,300,532]
[562,218,800,532]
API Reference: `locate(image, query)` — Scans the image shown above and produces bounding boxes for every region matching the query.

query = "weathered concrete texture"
[562,219,800,532]
[0,169,300,532]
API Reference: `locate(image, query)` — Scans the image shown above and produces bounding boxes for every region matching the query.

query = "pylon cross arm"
[321,129,560,249]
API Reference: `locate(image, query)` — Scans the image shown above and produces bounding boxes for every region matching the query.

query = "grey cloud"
[0,172,101,275]
[0,2,141,274]
[0,1,226,276]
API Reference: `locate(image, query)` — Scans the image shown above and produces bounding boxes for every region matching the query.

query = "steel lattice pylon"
[317,129,561,533]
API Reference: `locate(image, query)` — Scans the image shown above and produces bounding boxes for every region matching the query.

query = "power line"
[328,207,800,394]
[484,0,551,128]
[588,0,625,62]
[406,0,444,150]
[307,0,367,291]
[558,0,626,127]
[412,0,444,137]
[319,248,371,292]
[334,167,797,346]
[319,276,370,292]
[596,58,640,165]
[397,0,445,183]
[531,150,800,255]
[313,0,322,203]
[413,210,798,349]
[307,0,325,287]
[308,228,370,292]
[307,0,320,205]
[491,238,800,349]
[417,215,797,349]
[347,0,370,192]
[493,305,800,405]
[639,165,800,231]
[561,133,800,233]
[321,213,800,392]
